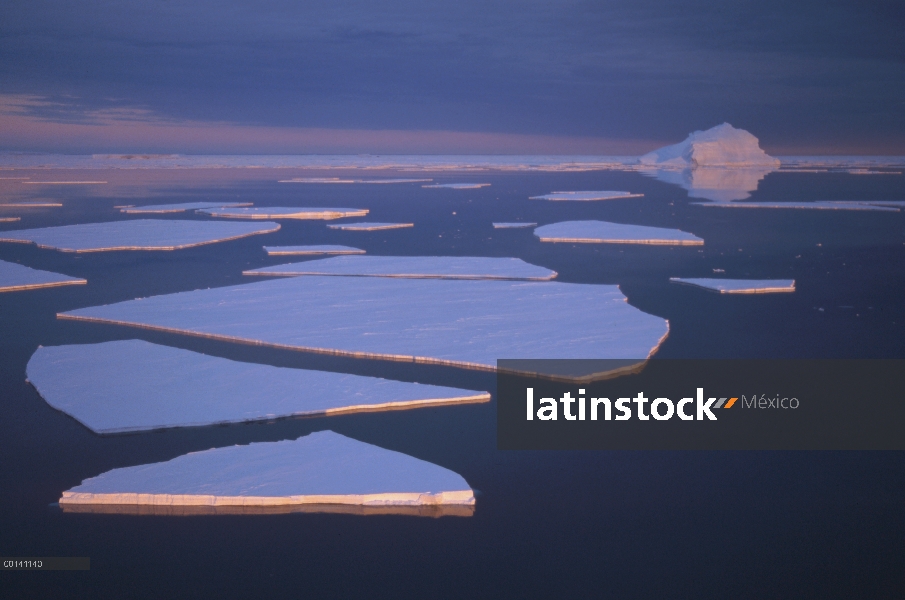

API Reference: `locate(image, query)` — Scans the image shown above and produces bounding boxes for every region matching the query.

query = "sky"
[1,0,903,154]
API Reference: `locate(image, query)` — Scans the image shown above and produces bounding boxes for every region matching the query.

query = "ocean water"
[1,161,903,598]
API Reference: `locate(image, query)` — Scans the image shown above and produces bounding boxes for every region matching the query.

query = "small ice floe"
[493,222,537,229]
[27,340,489,434]
[528,191,642,201]
[278,177,358,183]
[198,207,368,220]
[669,278,795,294]
[264,245,365,256]
[58,276,669,378]
[691,201,902,212]
[535,221,703,246]
[121,202,252,214]
[0,217,20,223]
[327,222,413,231]
[1,202,63,208]
[359,179,433,184]
[0,259,85,292]
[0,219,279,252]
[22,181,107,185]
[845,169,901,175]
[244,256,557,281]
[58,431,476,510]
[422,183,491,189]
[638,123,780,168]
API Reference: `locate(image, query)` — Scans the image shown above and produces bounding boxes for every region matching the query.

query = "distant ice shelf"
[669,278,795,294]
[529,191,642,201]
[493,223,537,229]
[198,206,368,220]
[535,221,703,246]
[692,201,904,212]
[59,431,476,509]
[58,275,669,380]
[264,245,365,256]
[422,183,491,189]
[27,340,489,434]
[0,259,85,292]
[0,219,280,252]
[121,202,252,214]
[244,256,557,281]
[327,222,413,231]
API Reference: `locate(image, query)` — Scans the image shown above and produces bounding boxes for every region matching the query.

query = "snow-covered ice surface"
[535,221,703,246]
[198,207,368,220]
[638,123,780,168]
[264,245,365,256]
[59,431,475,508]
[691,201,903,212]
[669,278,796,294]
[0,259,85,292]
[422,183,491,189]
[0,219,280,252]
[493,223,537,229]
[121,202,252,214]
[244,256,557,281]
[59,276,669,379]
[529,191,642,201]
[27,340,489,434]
[327,222,413,231]
[639,167,775,202]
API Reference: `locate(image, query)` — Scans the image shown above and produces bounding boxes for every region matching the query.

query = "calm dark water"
[1,167,904,598]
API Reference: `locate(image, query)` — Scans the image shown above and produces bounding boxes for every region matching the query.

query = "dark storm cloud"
[1,0,903,151]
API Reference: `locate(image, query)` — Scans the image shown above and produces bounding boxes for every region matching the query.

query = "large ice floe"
[198,207,368,220]
[669,278,795,294]
[0,259,85,292]
[27,340,489,434]
[244,256,556,281]
[639,123,780,168]
[529,191,642,201]
[0,219,279,252]
[692,200,905,212]
[264,245,365,256]
[535,221,703,246]
[121,202,252,214]
[327,222,413,231]
[59,431,476,510]
[58,276,669,379]
[422,183,491,189]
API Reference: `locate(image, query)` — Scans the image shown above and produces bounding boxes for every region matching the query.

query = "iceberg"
[0,219,279,252]
[535,221,703,246]
[493,222,537,229]
[58,276,669,378]
[121,202,252,214]
[0,259,86,292]
[27,340,489,434]
[692,201,903,212]
[529,191,642,201]
[198,207,368,220]
[669,278,795,294]
[327,222,413,231]
[264,245,365,256]
[422,183,491,189]
[244,256,557,281]
[59,431,475,508]
[638,123,780,168]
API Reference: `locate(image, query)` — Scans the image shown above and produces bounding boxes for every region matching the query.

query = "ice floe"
[264,245,365,256]
[59,276,669,378]
[529,191,642,201]
[60,502,474,517]
[1,202,63,208]
[0,217,20,223]
[278,177,359,183]
[27,340,489,434]
[59,431,475,508]
[691,201,903,212]
[199,207,368,220]
[327,222,413,231]
[0,219,279,252]
[0,259,85,292]
[121,202,252,214]
[23,181,107,185]
[422,183,491,189]
[535,221,703,246]
[669,278,795,294]
[639,123,780,168]
[244,256,557,281]
[493,222,537,229]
